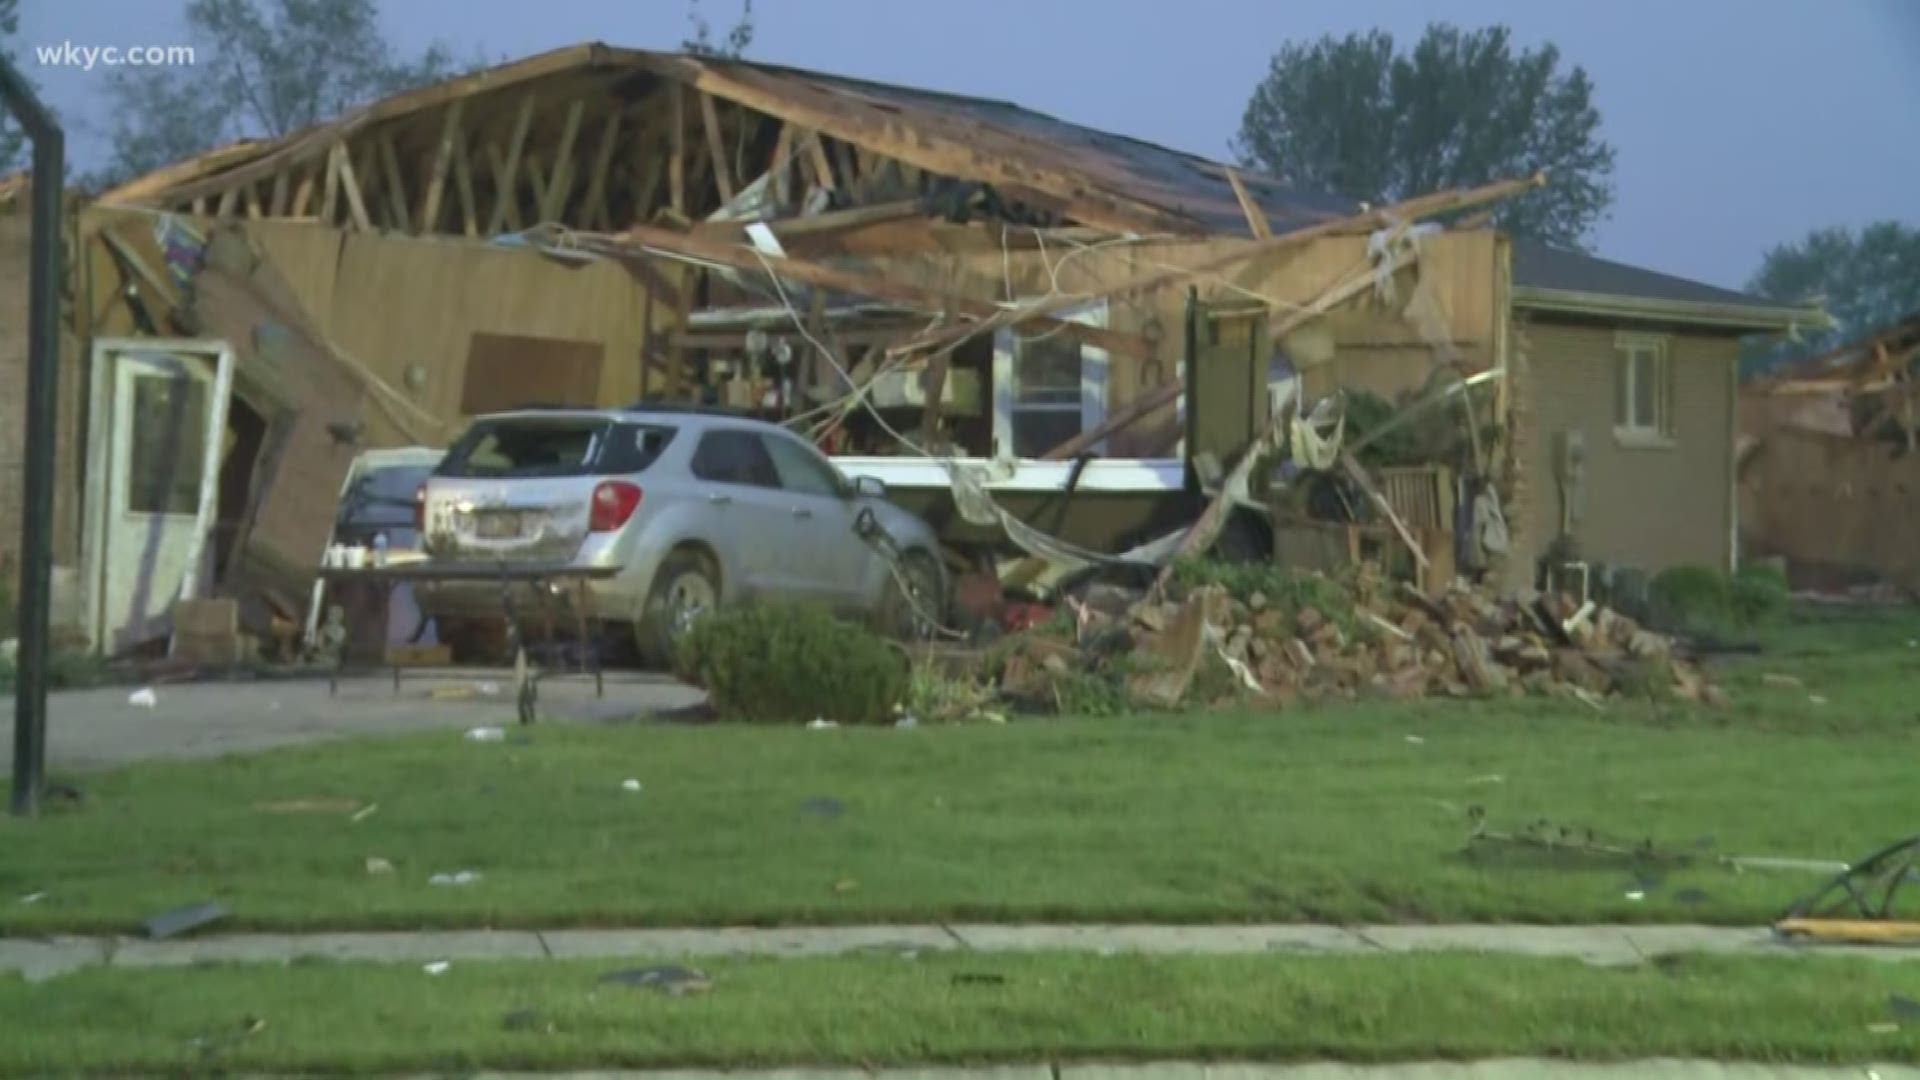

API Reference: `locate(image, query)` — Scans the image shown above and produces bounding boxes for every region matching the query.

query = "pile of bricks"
[993,570,1721,712]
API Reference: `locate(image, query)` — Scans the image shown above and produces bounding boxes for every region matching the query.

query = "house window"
[993,301,1109,459]
[1614,333,1672,443]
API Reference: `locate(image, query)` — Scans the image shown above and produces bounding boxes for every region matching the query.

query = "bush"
[1729,563,1789,627]
[673,602,908,725]
[1650,563,1789,635]
[1650,564,1732,632]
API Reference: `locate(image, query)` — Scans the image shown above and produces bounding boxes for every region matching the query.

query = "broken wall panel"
[323,229,678,418]
[794,226,1502,458]
[1740,421,1920,591]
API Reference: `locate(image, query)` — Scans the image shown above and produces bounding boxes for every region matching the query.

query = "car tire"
[636,549,720,669]
[876,548,947,642]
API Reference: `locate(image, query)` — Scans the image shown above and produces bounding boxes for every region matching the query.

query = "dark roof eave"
[1512,285,1831,334]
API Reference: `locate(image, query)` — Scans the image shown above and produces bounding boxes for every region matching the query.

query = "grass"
[4,612,1919,933]
[6,951,1920,1074]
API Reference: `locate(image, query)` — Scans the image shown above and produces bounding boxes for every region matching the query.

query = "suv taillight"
[590,481,643,532]
[413,483,426,532]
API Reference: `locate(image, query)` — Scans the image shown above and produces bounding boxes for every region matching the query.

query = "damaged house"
[1,43,1825,655]
[1739,311,1920,594]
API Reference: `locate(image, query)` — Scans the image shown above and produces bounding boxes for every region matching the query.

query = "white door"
[97,351,219,651]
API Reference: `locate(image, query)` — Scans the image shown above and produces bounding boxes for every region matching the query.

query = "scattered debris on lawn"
[128,687,158,708]
[350,802,380,823]
[801,796,846,820]
[941,561,1722,716]
[365,857,394,876]
[599,965,712,996]
[17,892,46,905]
[423,960,451,975]
[502,1008,552,1033]
[620,778,643,793]
[1466,812,1698,869]
[142,900,230,940]
[463,726,505,743]
[428,870,483,886]
[253,797,364,815]
[1775,834,1920,945]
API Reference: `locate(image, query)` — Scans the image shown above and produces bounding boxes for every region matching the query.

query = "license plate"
[472,511,535,539]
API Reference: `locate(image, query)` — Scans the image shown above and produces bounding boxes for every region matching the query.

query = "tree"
[1234,24,1615,250]
[1743,221,1920,375]
[681,0,754,59]
[0,0,25,170]
[96,0,457,185]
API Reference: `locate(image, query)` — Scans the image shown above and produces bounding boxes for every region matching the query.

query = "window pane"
[1012,409,1082,457]
[1017,335,1082,400]
[762,434,842,498]
[128,373,207,515]
[439,420,609,478]
[690,430,779,488]
[1632,351,1657,430]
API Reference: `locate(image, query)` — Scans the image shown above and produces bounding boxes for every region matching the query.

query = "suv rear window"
[438,419,676,479]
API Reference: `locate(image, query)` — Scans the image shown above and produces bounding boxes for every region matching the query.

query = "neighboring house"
[1738,312,1920,592]
[1502,241,1825,592]
[8,43,1827,654]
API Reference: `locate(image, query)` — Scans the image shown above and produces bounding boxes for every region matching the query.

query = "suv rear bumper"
[415,576,641,627]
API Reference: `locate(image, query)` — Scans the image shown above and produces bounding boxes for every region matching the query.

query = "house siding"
[1514,319,1736,579]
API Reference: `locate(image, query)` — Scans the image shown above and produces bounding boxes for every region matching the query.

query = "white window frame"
[1614,331,1674,447]
[992,299,1109,460]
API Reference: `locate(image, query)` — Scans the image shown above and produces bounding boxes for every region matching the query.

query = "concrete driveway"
[4,670,705,773]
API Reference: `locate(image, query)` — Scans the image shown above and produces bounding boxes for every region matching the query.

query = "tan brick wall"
[0,210,83,579]
[0,212,29,577]
[1515,319,1737,577]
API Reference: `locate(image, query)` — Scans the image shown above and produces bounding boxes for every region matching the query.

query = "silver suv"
[415,406,947,663]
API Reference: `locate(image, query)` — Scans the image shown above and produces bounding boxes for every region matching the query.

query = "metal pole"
[3,58,65,817]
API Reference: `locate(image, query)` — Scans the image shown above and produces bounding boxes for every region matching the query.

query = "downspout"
[1726,345,1739,574]
[2,57,65,818]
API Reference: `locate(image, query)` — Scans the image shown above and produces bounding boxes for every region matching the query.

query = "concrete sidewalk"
[370,1066,1920,1080]
[6,922,1911,981]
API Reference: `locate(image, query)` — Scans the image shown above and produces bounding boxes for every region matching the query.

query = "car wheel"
[877,549,946,642]
[637,549,720,668]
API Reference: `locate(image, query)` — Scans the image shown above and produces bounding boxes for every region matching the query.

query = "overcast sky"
[20,0,1920,290]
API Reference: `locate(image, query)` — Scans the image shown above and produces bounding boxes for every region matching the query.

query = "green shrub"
[1650,564,1733,632]
[1729,563,1789,628]
[673,602,908,725]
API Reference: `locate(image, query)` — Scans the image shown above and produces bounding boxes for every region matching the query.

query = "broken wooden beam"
[599,223,1154,361]
[1226,168,1271,240]
[539,99,586,223]
[1338,450,1429,572]
[487,96,537,235]
[418,98,465,233]
[699,91,734,204]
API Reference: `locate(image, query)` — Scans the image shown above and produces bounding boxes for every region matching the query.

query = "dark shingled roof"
[774,63,1792,313]
[733,59,1363,236]
[1510,239,1787,310]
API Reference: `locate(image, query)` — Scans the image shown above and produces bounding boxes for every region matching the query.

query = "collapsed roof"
[99,42,1821,333]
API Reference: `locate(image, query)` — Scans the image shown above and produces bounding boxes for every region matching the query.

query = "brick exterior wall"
[0,209,82,581]
[1514,319,1737,577]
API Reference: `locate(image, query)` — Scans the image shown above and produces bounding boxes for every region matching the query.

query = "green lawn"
[3,607,1916,933]
[8,951,1920,1074]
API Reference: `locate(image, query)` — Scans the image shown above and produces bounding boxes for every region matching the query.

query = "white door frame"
[81,337,236,652]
